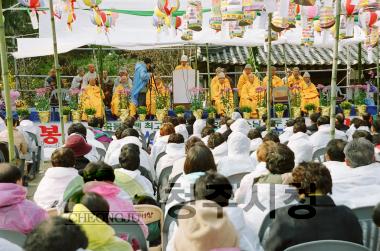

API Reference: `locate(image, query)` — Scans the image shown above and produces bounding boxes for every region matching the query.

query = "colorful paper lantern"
[210,0,222,30]
[157,0,180,16]
[359,10,378,28]
[252,0,264,10]
[288,0,297,28]
[239,0,256,26]
[301,19,314,46]
[175,16,182,29]
[271,12,289,32]
[221,0,243,21]
[83,0,102,8]
[341,0,357,16]
[67,11,76,30]
[364,26,379,47]
[229,21,245,38]
[18,0,40,9]
[313,20,321,33]
[186,0,203,31]
[319,5,335,29]
[91,10,106,27]
[294,0,316,6]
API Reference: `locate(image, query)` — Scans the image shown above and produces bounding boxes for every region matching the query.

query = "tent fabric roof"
[200,44,377,66]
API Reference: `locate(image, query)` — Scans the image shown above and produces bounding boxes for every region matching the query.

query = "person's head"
[248,129,262,140]
[115,124,128,140]
[372,118,380,133]
[185,136,204,153]
[374,202,380,227]
[119,144,140,171]
[317,115,330,127]
[24,217,88,251]
[344,138,375,168]
[144,58,152,69]
[169,117,179,127]
[310,112,320,124]
[177,116,186,125]
[244,64,252,75]
[87,117,99,128]
[353,118,365,129]
[208,132,225,149]
[121,128,139,139]
[336,113,345,125]
[286,68,292,76]
[49,68,56,77]
[263,131,280,143]
[89,78,97,86]
[0,163,22,185]
[118,68,127,77]
[102,70,108,78]
[123,116,136,129]
[64,134,92,158]
[352,130,373,142]
[81,161,115,183]
[219,116,229,126]
[133,195,159,207]
[88,64,95,73]
[293,122,307,133]
[51,148,76,168]
[303,71,311,83]
[270,66,277,75]
[326,139,347,162]
[292,67,300,77]
[294,116,306,124]
[180,55,188,66]
[262,113,268,123]
[186,114,196,126]
[362,112,371,126]
[120,76,128,84]
[217,72,226,84]
[266,143,295,174]
[68,123,87,138]
[184,144,217,174]
[194,171,233,207]
[201,126,214,138]
[168,133,185,144]
[77,67,85,77]
[206,117,216,128]
[292,162,332,196]
[257,141,277,162]
[286,119,295,127]
[160,123,175,136]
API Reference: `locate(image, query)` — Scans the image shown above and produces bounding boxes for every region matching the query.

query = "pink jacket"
[83,181,148,237]
[0,183,47,234]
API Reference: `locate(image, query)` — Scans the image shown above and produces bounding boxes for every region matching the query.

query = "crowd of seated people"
[1,110,380,251]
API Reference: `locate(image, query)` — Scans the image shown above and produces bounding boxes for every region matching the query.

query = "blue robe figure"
[131,62,150,106]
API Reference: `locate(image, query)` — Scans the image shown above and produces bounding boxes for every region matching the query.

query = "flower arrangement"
[34,88,50,112]
[340,100,352,110]
[118,88,131,110]
[320,91,330,107]
[16,108,30,119]
[15,99,27,109]
[274,103,287,112]
[156,93,170,110]
[62,106,71,115]
[353,85,367,106]
[10,90,20,101]
[174,105,185,114]
[206,106,217,114]
[256,86,267,107]
[68,88,80,111]
[190,87,206,111]
[84,107,96,115]
[241,106,252,113]
[137,106,147,115]
[304,103,317,111]
[289,85,301,107]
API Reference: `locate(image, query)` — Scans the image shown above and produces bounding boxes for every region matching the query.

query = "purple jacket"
[0,183,47,234]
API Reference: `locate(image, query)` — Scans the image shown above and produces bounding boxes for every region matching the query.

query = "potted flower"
[274,104,286,118]
[256,86,267,119]
[156,93,169,122]
[35,88,51,124]
[220,88,233,117]
[206,106,217,119]
[69,88,81,122]
[290,86,301,118]
[16,107,30,120]
[137,106,147,121]
[190,87,205,119]
[241,106,252,119]
[118,88,131,120]
[354,85,367,116]
[174,105,185,117]
[320,91,330,116]
[62,106,71,123]
[304,103,317,115]
[340,100,352,117]
[84,108,96,121]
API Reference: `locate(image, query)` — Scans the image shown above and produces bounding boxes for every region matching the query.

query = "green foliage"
[206,106,217,113]
[137,106,147,114]
[174,105,185,114]
[274,103,287,112]
[241,106,252,113]
[156,94,170,110]
[16,108,30,118]
[340,100,352,110]
[35,96,50,111]
[62,106,71,115]
[84,108,96,115]
[354,89,366,105]
[291,92,301,107]
[304,103,317,111]
[320,92,330,107]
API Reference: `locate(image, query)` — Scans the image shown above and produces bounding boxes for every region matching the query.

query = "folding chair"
[258,209,276,243]
[25,131,42,175]
[109,218,148,251]
[154,152,167,171]
[163,201,189,250]
[96,147,106,161]
[134,205,164,251]
[284,240,369,251]
[147,131,157,149]
[157,166,173,203]
[226,172,250,190]
[0,229,27,247]
[312,148,327,163]
[272,86,291,117]
[352,206,380,251]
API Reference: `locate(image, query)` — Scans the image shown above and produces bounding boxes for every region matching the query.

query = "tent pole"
[329,0,342,139]
[195,45,198,89]
[206,43,211,103]
[282,44,291,116]
[358,42,362,84]
[48,0,65,144]
[346,45,351,99]
[0,1,15,162]
[377,44,380,114]
[266,13,273,132]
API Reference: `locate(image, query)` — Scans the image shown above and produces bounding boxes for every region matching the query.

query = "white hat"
[217,72,225,78]
[244,64,252,69]
[231,112,242,120]
[230,118,250,136]
[303,71,310,78]
[181,55,188,62]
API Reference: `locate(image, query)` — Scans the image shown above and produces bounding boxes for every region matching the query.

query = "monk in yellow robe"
[146,76,170,115]
[240,73,261,117]
[237,64,253,97]
[213,72,233,115]
[175,55,192,70]
[300,72,320,112]
[80,78,104,121]
[210,67,224,102]
[288,67,305,94]
[262,66,284,88]
[111,76,133,117]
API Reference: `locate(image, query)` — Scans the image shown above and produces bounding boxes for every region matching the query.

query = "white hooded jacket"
[309,124,347,153]
[279,126,293,143]
[230,118,251,136]
[156,143,185,180]
[287,132,313,165]
[192,119,206,138]
[212,141,228,165]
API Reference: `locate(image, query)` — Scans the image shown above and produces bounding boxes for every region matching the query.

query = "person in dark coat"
[335,113,350,132]
[264,162,363,251]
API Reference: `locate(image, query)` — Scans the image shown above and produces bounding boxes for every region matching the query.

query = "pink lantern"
[303,5,318,20]
[18,0,40,8]
[175,16,182,29]
[360,10,378,28]
[342,0,356,16]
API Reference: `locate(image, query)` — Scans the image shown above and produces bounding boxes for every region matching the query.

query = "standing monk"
[146,76,170,116]
[213,72,233,115]
[288,67,304,89]
[111,76,133,117]
[81,78,104,121]
[175,55,192,70]
[240,73,261,117]
[300,72,319,112]
[131,58,152,116]
[237,64,253,97]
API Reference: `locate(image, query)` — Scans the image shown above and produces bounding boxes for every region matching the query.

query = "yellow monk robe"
[175,65,192,70]
[300,81,320,112]
[262,75,284,88]
[111,84,131,117]
[146,78,170,115]
[81,85,104,121]
[287,75,305,94]
[237,72,250,97]
[214,79,233,115]
[210,76,220,103]
[240,75,261,116]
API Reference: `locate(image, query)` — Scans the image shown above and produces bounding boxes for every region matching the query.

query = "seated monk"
[240,73,261,117]
[80,78,104,121]
[300,71,320,112]
[146,76,170,116]
[214,72,233,116]
[111,76,133,117]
